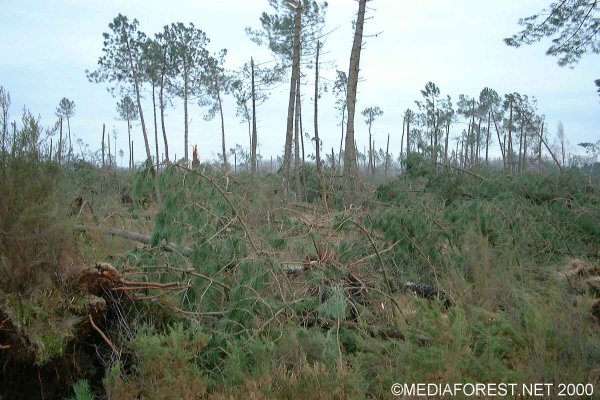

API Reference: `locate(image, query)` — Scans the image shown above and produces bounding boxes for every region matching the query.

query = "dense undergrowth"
[1,143,600,399]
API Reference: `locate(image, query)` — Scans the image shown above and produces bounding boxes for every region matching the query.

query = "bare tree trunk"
[131,140,134,170]
[108,126,112,166]
[523,125,528,171]
[283,1,302,195]
[314,40,322,175]
[518,124,524,173]
[183,64,190,163]
[492,113,506,170]
[127,119,132,170]
[331,147,335,169]
[406,114,411,160]
[67,117,72,162]
[444,120,450,164]
[485,111,491,166]
[217,84,228,170]
[507,100,513,173]
[294,80,302,200]
[385,133,390,178]
[368,117,373,175]
[58,117,63,164]
[251,57,258,174]
[469,101,475,167]
[299,83,305,167]
[159,71,169,162]
[343,0,367,203]
[400,116,405,172]
[152,83,159,169]
[372,140,376,176]
[102,123,105,167]
[338,105,345,172]
[561,136,565,168]
[475,117,482,165]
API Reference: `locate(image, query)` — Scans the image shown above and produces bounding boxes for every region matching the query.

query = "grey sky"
[1,0,598,165]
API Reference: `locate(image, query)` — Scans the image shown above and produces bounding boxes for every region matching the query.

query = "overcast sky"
[1,0,598,165]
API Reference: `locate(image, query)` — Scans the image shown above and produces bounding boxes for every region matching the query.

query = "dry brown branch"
[89,314,117,354]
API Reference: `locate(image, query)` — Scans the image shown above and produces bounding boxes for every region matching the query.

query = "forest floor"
[1,158,600,399]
